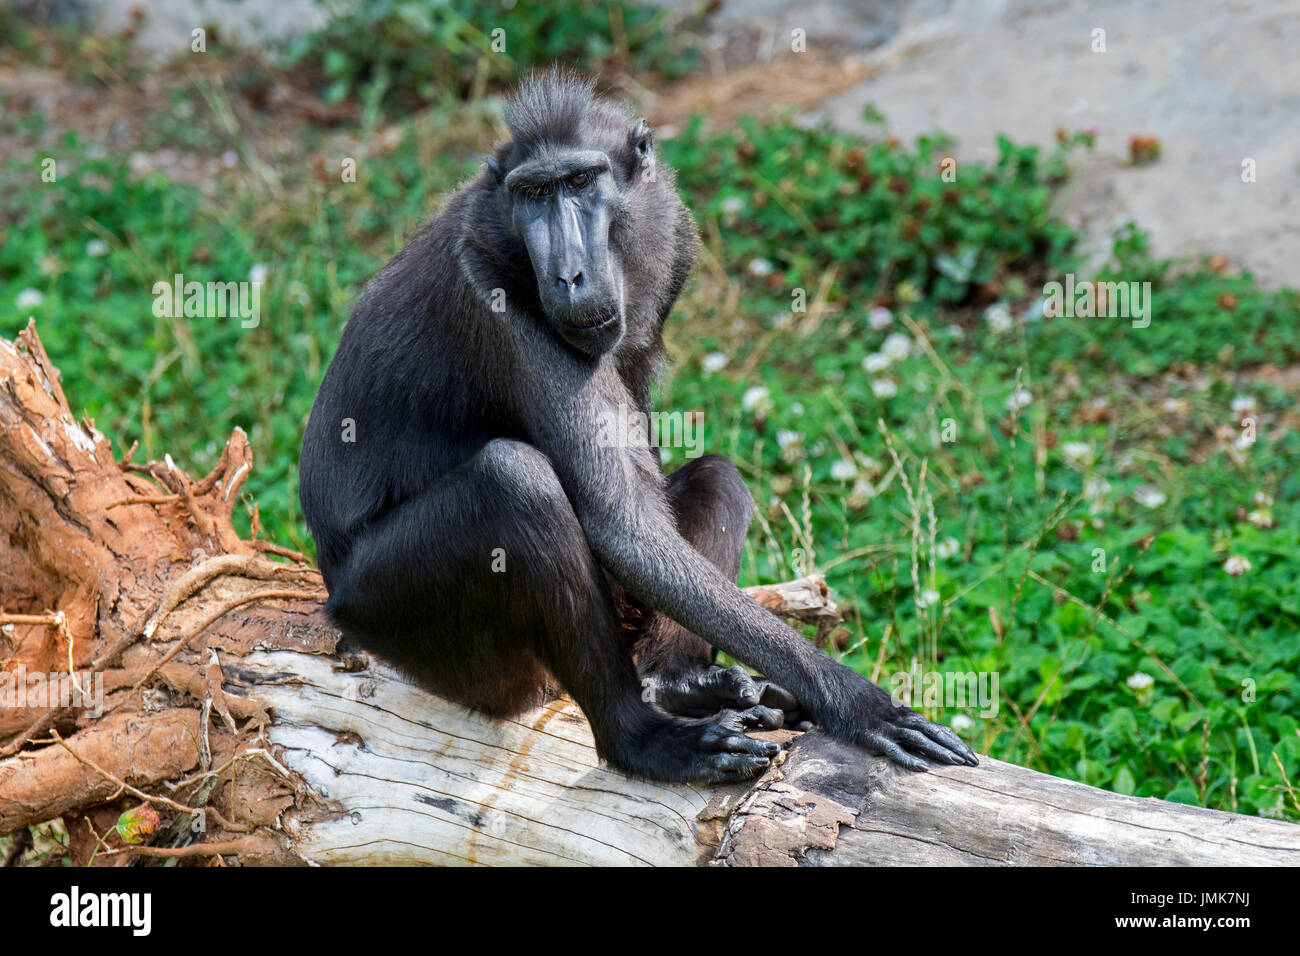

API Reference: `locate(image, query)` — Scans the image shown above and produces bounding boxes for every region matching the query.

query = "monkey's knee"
[474,439,568,511]
[471,439,597,587]
[669,453,753,542]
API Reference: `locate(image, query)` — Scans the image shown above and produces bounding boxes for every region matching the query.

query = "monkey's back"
[298,186,523,581]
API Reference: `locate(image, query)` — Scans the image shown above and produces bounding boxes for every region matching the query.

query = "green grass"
[2,62,1297,820]
[281,0,704,109]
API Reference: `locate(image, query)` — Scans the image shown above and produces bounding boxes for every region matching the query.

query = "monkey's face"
[506,149,626,356]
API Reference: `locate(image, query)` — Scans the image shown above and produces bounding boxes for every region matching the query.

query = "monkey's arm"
[521,345,977,770]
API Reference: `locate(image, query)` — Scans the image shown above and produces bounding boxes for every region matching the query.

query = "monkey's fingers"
[865,732,929,772]
[754,680,800,714]
[896,728,968,766]
[707,664,763,707]
[646,664,767,717]
[733,704,783,730]
[899,713,980,766]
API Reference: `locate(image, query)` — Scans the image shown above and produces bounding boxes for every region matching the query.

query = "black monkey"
[299,72,978,783]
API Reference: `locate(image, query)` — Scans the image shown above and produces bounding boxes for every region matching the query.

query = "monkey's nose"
[555,271,584,291]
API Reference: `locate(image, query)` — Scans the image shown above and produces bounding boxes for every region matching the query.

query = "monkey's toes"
[702,710,784,752]
[690,710,782,783]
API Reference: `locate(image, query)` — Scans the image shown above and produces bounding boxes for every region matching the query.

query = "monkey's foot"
[641,664,810,728]
[621,708,784,784]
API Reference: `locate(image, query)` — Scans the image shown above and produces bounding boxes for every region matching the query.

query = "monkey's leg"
[326,439,780,784]
[631,455,804,724]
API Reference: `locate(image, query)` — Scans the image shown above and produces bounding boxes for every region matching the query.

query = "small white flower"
[16,288,44,310]
[862,352,890,373]
[945,324,963,338]
[1126,672,1154,691]
[701,352,728,373]
[86,239,109,258]
[249,263,268,285]
[848,478,877,504]
[830,459,857,481]
[915,588,941,610]
[742,385,771,411]
[1230,395,1256,415]
[1224,555,1252,576]
[1061,441,1092,468]
[747,257,774,277]
[950,714,973,732]
[1162,397,1186,413]
[659,447,673,464]
[868,306,894,330]
[1132,485,1166,508]
[720,196,744,216]
[776,429,802,449]
[871,378,898,399]
[936,537,960,560]
[1234,432,1255,451]
[985,303,1013,333]
[881,332,912,362]
[1254,490,1274,508]
[1006,388,1032,412]
[1083,475,1111,514]
[221,149,238,168]
[1247,509,1275,529]
[1022,297,1047,323]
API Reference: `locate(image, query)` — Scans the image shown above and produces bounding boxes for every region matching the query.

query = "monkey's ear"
[630,118,655,160]
[485,156,505,183]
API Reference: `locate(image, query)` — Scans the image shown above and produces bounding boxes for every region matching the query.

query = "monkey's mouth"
[564,311,619,332]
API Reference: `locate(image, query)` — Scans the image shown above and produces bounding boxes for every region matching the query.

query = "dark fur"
[299,72,978,782]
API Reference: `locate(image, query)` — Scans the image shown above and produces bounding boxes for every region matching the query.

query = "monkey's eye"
[564,171,591,190]
[523,183,553,199]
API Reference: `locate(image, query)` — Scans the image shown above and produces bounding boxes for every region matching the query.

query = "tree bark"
[2,320,1298,866]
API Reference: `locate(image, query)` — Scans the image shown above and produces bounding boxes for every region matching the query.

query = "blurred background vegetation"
[1,0,1297,823]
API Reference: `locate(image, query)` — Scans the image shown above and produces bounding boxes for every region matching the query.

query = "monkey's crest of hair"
[504,70,603,149]
[499,70,637,162]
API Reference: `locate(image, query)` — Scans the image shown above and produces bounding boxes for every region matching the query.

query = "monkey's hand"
[642,664,809,728]
[828,675,979,770]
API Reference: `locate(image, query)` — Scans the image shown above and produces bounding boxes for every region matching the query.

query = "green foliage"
[658,117,1299,821]
[282,0,702,109]
[0,122,477,550]
[666,117,1079,306]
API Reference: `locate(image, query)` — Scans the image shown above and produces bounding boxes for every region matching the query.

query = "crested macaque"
[299,72,978,782]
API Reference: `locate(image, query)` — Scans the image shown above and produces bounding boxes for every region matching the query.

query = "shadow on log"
[2,320,1298,866]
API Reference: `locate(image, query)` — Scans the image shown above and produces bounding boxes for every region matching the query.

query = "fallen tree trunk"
[2,320,1299,866]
